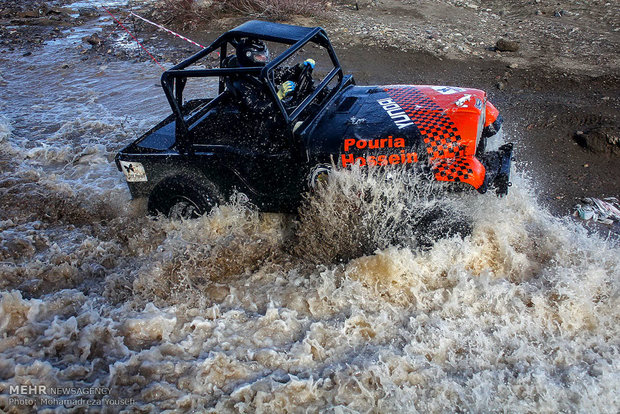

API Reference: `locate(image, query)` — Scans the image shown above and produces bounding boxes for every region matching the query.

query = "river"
[0,7,618,413]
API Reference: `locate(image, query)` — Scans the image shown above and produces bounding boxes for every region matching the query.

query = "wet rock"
[574,126,620,156]
[45,6,72,17]
[18,10,40,18]
[83,33,102,47]
[79,8,98,18]
[496,38,519,52]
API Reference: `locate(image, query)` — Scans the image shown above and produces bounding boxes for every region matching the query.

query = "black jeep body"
[115,20,512,217]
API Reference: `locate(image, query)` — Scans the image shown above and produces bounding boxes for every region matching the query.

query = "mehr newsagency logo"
[4,384,134,408]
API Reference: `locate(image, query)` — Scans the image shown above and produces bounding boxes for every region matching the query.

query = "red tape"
[101,6,165,71]
[130,12,205,49]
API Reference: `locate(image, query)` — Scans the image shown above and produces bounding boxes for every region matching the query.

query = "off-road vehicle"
[115,20,511,217]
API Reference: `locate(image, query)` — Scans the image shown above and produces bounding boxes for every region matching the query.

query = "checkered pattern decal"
[384,86,485,187]
[433,157,475,182]
[384,86,465,159]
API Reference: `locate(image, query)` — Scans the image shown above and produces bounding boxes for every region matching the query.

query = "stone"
[83,33,102,47]
[354,0,377,9]
[496,38,519,52]
[18,10,40,18]
[79,7,98,18]
[574,127,620,156]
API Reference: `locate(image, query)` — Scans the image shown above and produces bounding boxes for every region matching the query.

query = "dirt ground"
[1,0,618,224]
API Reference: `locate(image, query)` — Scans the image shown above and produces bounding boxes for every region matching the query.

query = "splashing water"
[294,165,472,263]
[0,29,619,413]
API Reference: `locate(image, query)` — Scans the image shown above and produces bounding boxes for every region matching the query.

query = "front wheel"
[148,178,216,219]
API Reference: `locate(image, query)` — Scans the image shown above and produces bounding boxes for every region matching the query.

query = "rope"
[129,12,207,50]
[101,6,165,71]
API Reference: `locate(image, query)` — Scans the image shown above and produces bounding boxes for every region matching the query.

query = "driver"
[223,37,315,112]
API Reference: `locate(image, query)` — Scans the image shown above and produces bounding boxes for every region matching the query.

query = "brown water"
[0,17,619,414]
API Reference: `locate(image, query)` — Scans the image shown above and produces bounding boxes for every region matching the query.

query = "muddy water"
[1,21,619,414]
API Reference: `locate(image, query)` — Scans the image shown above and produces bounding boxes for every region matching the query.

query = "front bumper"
[478,143,513,196]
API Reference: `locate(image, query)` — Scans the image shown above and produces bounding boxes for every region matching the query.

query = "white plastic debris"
[574,197,620,224]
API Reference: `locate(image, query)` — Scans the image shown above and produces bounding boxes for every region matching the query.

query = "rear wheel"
[148,178,216,219]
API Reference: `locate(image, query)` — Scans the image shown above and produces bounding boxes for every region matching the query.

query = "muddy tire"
[148,178,216,219]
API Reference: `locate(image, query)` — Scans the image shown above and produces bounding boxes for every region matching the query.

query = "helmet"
[236,38,270,67]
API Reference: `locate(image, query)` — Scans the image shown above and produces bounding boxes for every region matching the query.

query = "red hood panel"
[382,85,486,189]
[382,85,485,158]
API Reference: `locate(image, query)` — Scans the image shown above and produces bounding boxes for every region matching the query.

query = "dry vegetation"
[154,0,330,27]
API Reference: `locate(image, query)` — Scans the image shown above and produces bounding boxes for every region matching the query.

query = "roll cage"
[160,20,345,148]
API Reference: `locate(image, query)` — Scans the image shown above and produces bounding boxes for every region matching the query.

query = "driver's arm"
[274,59,315,100]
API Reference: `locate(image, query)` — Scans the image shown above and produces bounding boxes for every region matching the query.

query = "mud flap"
[478,143,513,196]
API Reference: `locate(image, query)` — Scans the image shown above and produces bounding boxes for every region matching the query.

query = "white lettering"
[377,98,414,130]
[390,114,411,123]
[396,121,414,129]
[383,104,401,111]
[10,385,47,395]
[386,108,405,116]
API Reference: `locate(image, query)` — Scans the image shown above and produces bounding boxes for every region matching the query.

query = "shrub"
[154,0,329,27]
[220,0,329,19]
